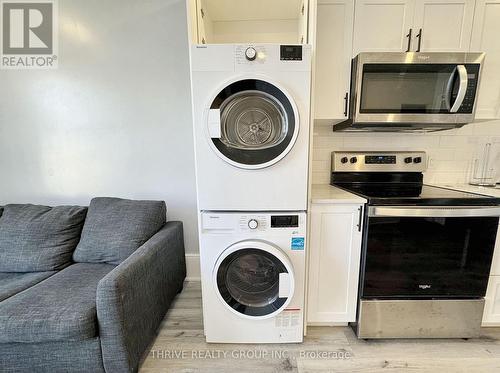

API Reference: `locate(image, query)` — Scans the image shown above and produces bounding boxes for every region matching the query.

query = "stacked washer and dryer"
[190,44,311,343]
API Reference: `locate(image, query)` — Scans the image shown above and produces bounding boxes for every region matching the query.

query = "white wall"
[0,0,200,254]
[312,120,500,186]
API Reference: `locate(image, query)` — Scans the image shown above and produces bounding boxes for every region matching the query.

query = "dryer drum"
[210,79,296,167]
[220,91,287,150]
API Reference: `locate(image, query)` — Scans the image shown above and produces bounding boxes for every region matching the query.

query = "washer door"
[207,79,299,169]
[213,241,294,319]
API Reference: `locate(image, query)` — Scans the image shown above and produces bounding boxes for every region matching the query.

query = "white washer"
[190,44,312,211]
[199,211,306,343]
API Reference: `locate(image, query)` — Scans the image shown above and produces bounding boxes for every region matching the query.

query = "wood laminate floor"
[140,282,500,373]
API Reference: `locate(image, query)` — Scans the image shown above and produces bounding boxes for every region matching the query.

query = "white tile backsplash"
[311,120,500,185]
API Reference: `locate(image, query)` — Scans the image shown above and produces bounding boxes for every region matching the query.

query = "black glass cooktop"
[333,184,500,206]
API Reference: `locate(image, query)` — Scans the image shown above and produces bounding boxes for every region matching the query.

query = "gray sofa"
[0,197,186,373]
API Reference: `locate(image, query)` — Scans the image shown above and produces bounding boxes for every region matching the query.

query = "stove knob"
[414,157,422,164]
[245,47,257,61]
[404,157,413,164]
[350,157,358,164]
[248,219,259,230]
[341,157,349,164]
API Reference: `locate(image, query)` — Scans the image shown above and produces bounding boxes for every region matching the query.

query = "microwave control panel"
[456,64,481,114]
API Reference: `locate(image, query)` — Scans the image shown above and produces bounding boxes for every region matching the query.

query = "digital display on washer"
[271,215,299,228]
[365,155,396,164]
[280,45,302,61]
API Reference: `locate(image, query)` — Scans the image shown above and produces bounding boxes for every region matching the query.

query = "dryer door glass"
[209,79,297,168]
[216,248,289,317]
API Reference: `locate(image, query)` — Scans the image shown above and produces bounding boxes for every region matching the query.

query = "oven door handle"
[369,206,500,218]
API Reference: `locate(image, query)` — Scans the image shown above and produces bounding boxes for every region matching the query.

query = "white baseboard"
[185,254,201,281]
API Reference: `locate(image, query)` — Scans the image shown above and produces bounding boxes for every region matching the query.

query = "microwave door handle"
[450,65,468,113]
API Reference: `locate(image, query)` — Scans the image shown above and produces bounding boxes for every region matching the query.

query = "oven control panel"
[332,151,427,172]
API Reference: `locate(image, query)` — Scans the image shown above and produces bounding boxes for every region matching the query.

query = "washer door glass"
[216,248,289,317]
[210,79,297,167]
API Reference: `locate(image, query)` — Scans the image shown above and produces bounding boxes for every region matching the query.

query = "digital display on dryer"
[280,45,302,61]
[271,215,299,228]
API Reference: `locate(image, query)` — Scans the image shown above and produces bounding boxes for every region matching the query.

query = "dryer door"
[207,79,299,169]
[213,240,295,319]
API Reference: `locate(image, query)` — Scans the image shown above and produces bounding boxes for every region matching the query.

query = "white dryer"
[190,44,312,211]
[199,211,306,343]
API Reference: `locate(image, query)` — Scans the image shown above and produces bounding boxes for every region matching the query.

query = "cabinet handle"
[357,206,363,232]
[343,92,349,117]
[416,28,423,52]
[405,28,412,52]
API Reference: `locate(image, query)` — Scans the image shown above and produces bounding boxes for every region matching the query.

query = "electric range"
[331,151,500,339]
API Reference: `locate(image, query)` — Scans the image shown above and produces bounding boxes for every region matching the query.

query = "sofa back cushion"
[0,204,88,272]
[73,197,166,265]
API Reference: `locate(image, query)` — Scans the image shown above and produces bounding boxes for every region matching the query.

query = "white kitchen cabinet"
[307,203,363,324]
[483,277,500,325]
[189,0,310,44]
[412,0,475,52]
[353,0,415,54]
[353,0,475,54]
[314,0,355,120]
[471,0,500,120]
[483,224,500,325]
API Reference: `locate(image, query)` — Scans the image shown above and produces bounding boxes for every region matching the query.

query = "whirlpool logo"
[1,0,58,69]
[418,284,432,290]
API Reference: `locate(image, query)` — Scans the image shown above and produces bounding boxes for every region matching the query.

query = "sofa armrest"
[96,222,186,373]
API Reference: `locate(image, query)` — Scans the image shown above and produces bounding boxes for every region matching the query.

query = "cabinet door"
[298,0,310,44]
[471,0,500,119]
[314,0,354,120]
[412,0,475,52]
[353,0,415,55]
[307,204,363,323]
[186,0,199,44]
[483,276,500,326]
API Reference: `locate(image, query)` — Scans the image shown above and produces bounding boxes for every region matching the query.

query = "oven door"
[362,206,500,299]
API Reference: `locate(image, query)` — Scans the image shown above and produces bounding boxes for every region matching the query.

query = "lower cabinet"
[307,203,363,324]
[483,276,500,325]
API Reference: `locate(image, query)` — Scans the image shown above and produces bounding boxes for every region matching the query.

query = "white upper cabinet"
[412,0,475,52]
[471,0,500,119]
[314,0,355,120]
[353,0,475,54]
[353,0,415,54]
[190,0,310,44]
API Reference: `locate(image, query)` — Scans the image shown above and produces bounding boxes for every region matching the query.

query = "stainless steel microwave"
[334,52,485,132]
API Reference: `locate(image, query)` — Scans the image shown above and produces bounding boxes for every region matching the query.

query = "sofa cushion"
[0,204,88,272]
[73,197,166,265]
[0,263,115,343]
[0,271,56,302]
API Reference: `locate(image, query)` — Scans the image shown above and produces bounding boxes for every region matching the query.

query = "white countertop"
[433,184,500,198]
[311,184,367,204]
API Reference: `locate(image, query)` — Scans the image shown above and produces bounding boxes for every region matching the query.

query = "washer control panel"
[247,219,259,230]
[201,212,306,235]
